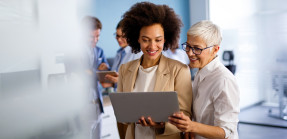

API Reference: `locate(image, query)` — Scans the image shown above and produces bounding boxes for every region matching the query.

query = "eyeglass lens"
[182,43,202,55]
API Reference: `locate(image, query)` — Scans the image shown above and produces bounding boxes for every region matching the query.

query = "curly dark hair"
[121,2,183,54]
[116,19,124,30]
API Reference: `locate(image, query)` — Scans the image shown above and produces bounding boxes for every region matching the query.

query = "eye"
[194,47,201,51]
[186,44,192,48]
[142,39,148,42]
[156,39,162,42]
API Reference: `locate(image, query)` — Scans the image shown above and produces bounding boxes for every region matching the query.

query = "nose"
[94,36,99,43]
[116,36,123,43]
[149,40,157,49]
[186,49,195,56]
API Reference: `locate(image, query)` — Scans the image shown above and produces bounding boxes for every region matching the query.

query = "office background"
[0,0,287,138]
[90,0,287,109]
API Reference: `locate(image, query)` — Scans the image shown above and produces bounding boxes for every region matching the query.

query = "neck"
[121,45,128,49]
[198,55,218,71]
[141,54,161,69]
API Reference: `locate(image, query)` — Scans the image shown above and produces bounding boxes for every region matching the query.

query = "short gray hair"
[187,20,222,47]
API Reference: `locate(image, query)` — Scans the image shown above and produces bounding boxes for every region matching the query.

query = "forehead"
[139,24,164,37]
[92,29,101,35]
[116,28,123,34]
[187,35,205,46]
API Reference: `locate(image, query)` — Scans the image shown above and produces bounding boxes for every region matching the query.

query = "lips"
[189,57,198,62]
[147,50,158,56]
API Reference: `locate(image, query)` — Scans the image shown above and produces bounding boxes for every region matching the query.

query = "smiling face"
[90,29,101,47]
[186,35,219,70]
[138,23,165,62]
[116,28,128,48]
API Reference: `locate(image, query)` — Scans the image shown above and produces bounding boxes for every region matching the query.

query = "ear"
[213,45,220,54]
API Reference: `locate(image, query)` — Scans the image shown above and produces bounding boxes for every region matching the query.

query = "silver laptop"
[109,91,179,123]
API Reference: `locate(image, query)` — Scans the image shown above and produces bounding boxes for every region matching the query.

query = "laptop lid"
[109,91,179,123]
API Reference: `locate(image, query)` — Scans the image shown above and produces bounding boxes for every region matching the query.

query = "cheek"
[158,43,164,50]
[123,40,128,45]
[140,44,146,51]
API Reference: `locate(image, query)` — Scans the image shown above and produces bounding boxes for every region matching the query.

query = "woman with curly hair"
[116,2,193,139]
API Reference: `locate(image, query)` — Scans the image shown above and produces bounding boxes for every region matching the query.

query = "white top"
[162,49,189,65]
[133,65,158,139]
[192,57,240,139]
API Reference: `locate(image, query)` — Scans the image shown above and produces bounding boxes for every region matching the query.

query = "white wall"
[209,0,287,108]
[189,0,209,25]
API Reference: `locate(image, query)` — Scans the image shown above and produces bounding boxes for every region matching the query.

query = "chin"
[149,55,159,60]
[145,53,159,59]
[189,63,198,69]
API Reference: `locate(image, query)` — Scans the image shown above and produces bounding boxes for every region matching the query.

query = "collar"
[127,54,170,75]
[195,56,220,83]
[117,46,131,53]
[126,54,171,92]
[123,46,131,54]
[117,47,124,53]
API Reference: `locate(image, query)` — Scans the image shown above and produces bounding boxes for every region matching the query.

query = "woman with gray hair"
[169,20,240,139]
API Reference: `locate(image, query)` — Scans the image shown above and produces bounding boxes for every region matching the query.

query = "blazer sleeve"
[161,64,193,136]
[176,65,192,117]
[117,64,125,93]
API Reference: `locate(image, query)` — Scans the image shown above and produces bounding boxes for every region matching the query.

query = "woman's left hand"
[138,116,165,129]
[168,112,193,132]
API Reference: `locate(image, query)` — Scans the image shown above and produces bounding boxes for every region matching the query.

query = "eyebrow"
[187,43,203,48]
[192,45,202,48]
[141,36,163,39]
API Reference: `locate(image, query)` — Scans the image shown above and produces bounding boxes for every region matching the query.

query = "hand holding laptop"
[138,116,165,129]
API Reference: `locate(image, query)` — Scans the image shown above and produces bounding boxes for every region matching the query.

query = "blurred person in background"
[82,16,110,139]
[162,48,189,65]
[101,19,142,90]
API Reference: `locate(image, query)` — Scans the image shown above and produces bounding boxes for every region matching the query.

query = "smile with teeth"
[147,50,158,54]
[190,57,198,61]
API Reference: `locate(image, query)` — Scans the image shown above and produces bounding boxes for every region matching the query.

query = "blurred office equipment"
[269,72,287,120]
[222,50,236,74]
[268,50,287,121]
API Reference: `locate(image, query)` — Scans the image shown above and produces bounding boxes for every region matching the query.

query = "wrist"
[189,121,197,133]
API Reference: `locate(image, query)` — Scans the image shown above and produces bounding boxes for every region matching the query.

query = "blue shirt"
[93,46,110,71]
[111,46,142,72]
[89,46,110,113]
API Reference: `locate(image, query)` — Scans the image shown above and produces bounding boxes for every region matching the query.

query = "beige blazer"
[117,54,193,139]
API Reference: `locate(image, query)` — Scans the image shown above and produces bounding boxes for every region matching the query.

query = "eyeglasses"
[181,42,214,55]
[114,33,126,39]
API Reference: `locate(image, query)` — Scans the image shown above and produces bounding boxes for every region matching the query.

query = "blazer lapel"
[153,54,170,92]
[125,57,141,92]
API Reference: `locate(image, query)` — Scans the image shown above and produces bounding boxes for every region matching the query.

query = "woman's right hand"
[168,112,193,132]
